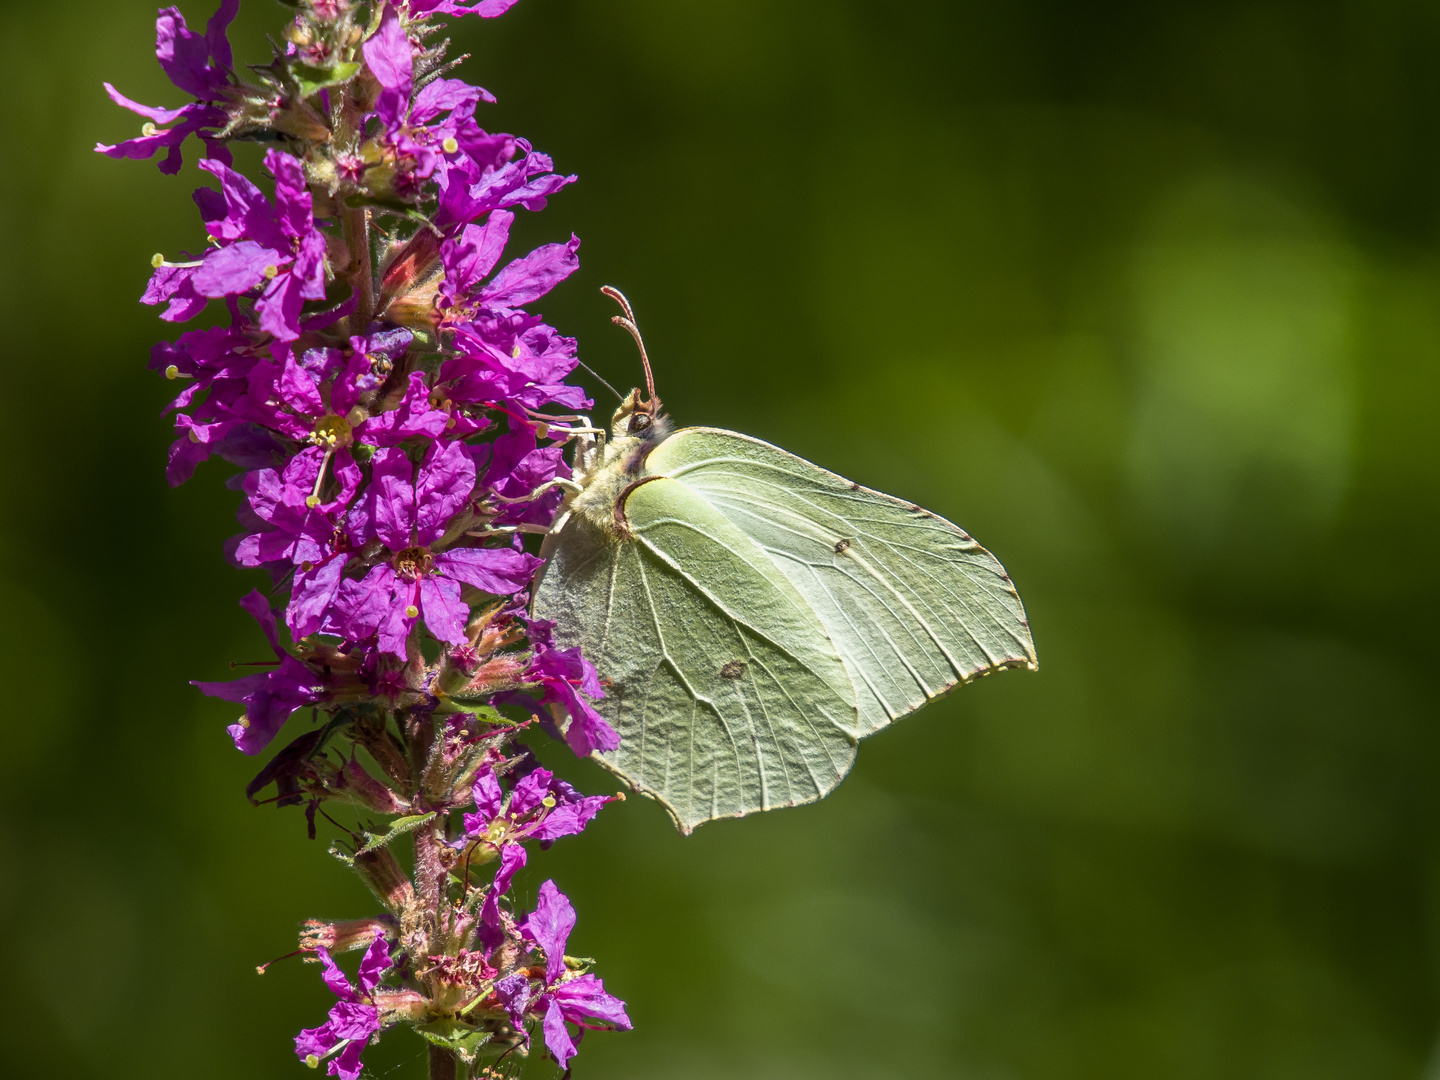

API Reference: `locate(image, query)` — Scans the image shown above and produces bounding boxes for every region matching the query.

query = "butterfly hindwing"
[533,476,858,833]
[647,428,1037,737]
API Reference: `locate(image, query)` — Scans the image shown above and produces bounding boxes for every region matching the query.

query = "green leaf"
[291,60,360,98]
[355,812,437,856]
[433,698,507,725]
[417,1021,493,1063]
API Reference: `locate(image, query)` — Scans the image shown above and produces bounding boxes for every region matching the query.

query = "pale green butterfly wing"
[533,477,859,833]
[645,428,1037,736]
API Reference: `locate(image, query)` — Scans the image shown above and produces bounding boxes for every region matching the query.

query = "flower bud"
[336,759,406,813]
[353,848,415,913]
[301,915,396,954]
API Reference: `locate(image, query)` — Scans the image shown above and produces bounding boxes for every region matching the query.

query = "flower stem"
[343,201,374,329]
[427,1045,459,1080]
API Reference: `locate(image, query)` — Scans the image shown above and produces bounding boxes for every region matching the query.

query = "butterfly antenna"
[575,359,622,402]
[601,286,657,403]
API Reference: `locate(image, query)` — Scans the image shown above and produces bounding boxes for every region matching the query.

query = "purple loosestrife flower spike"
[106,0,633,1070]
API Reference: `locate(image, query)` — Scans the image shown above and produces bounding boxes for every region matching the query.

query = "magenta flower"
[336,441,541,657]
[194,591,327,754]
[144,150,328,341]
[95,1,238,174]
[519,881,632,1070]
[462,765,612,947]
[234,445,362,570]
[528,644,621,756]
[294,937,392,1080]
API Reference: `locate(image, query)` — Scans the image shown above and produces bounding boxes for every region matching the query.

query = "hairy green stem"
[343,201,374,329]
[428,1045,459,1080]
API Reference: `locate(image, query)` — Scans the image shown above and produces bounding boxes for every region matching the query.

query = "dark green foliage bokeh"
[3,0,1440,1076]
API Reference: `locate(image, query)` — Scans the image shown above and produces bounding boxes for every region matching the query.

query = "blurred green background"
[3,0,1440,1077]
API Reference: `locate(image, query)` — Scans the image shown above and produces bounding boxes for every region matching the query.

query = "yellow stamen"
[188,428,202,444]
[305,495,321,508]
[165,364,180,380]
[442,136,459,154]
[405,605,419,618]
[264,265,279,279]
[151,253,165,269]
[141,122,159,137]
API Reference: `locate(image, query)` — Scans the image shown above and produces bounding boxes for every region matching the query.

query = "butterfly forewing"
[647,428,1037,737]
[533,477,858,833]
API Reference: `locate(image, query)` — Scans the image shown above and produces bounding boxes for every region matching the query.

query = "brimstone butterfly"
[531,291,1036,833]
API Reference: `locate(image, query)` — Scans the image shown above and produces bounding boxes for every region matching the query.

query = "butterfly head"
[610,387,671,446]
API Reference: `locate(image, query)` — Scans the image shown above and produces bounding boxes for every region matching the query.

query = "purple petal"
[329,1036,367,1080]
[492,839,527,897]
[509,767,554,818]
[480,236,581,311]
[362,9,413,126]
[289,557,348,639]
[531,795,609,843]
[368,447,416,551]
[279,352,325,417]
[192,241,286,298]
[419,574,468,646]
[356,936,392,994]
[435,546,540,595]
[470,767,504,824]
[101,81,190,124]
[414,440,476,545]
[317,947,358,1002]
[493,972,533,1031]
[441,210,514,303]
[266,149,312,238]
[238,589,283,656]
[295,1022,338,1061]
[522,880,575,983]
[327,1000,379,1042]
[553,973,633,1030]
[542,995,579,1070]
[205,0,240,73]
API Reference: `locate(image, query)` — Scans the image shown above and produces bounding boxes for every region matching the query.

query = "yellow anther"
[304,1054,320,1069]
[188,428,202,444]
[512,345,522,358]
[264,265,279,279]
[151,253,165,269]
[541,795,556,809]
[165,364,180,380]
[405,605,419,618]
[305,494,321,509]
[302,561,314,572]
[442,136,459,154]
[237,716,251,729]
[346,406,368,428]
[141,122,159,137]
[535,423,549,440]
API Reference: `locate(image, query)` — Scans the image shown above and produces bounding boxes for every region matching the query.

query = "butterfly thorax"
[567,388,672,535]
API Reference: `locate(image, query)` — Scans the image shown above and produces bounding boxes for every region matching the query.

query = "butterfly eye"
[629,413,653,433]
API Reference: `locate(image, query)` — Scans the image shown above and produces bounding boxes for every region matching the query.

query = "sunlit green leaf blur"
[3,1,1438,1077]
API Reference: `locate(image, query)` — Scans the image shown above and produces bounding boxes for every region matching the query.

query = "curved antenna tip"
[600,285,656,404]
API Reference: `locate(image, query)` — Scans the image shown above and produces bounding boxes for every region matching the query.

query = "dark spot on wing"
[850,482,861,491]
[719,660,747,680]
[834,538,852,554]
